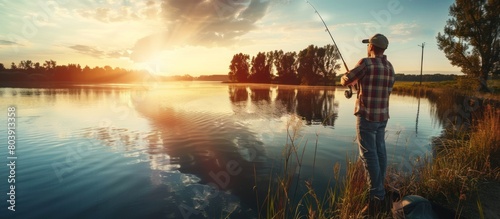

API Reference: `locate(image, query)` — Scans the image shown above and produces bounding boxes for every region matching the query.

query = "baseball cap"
[362,34,389,49]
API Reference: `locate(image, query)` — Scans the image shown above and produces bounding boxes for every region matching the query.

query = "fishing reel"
[344,85,356,99]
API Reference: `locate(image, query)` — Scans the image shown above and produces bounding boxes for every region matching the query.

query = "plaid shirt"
[340,55,395,122]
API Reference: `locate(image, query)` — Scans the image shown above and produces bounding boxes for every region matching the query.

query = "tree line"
[0,60,146,83]
[226,45,466,85]
[228,44,341,85]
[0,60,232,84]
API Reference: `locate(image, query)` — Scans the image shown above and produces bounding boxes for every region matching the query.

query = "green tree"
[103,65,113,73]
[296,44,341,85]
[44,60,51,70]
[314,44,340,85]
[0,63,5,71]
[266,51,275,80]
[228,53,250,82]
[43,60,57,71]
[82,65,91,73]
[25,60,33,70]
[18,60,34,70]
[249,52,272,83]
[297,45,319,85]
[274,50,297,84]
[10,62,17,70]
[436,0,499,92]
[273,50,284,81]
[34,62,42,72]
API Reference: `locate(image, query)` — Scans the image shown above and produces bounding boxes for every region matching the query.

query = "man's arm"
[388,63,396,94]
[340,74,355,86]
[340,59,366,86]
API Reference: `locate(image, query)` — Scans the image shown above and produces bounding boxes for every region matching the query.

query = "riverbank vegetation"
[0,60,147,83]
[393,76,500,97]
[394,102,500,218]
[256,80,499,218]
[392,81,500,218]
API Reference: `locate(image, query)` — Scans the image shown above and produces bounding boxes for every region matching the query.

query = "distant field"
[392,79,500,100]
[395,78,499,90]
[394,80,455,88]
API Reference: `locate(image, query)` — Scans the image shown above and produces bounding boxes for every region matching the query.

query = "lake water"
[0,82,443,218]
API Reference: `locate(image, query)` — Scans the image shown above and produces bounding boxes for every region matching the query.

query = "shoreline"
[389,83,500,219]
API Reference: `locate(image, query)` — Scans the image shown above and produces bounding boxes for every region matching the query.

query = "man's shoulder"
[357,57,372,65]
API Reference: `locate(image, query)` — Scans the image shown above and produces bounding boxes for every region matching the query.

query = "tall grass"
[391,105,500,216]
[257,115,383,219]
[335,160,369,218]
[258,115,308,219]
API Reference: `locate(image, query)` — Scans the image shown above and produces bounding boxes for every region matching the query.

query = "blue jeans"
[356,116,387,200]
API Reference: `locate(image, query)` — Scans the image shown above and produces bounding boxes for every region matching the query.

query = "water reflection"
[1,84,471,219]
[228,86,248,102]
[297,89,338,126]
[229,85,339,126]
[422,89,487,132]
[130,90,271,215]
[416,92,421,135]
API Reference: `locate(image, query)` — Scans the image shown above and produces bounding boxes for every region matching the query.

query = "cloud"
[390,23,418,36]
[69,45,105,58]
[0,40,21,46]
[129,0,272,62]
[77,0,161,22]
[69,44,129,59]
[71,0,272,62]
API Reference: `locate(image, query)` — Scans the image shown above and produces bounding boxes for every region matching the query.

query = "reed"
[257,114,387,218]
[258,115,307,219]
[257,115,340,219]
[391,104,500,217]
[335,159,368,218]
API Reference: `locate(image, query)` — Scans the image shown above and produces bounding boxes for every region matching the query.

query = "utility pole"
[418,43,425,86]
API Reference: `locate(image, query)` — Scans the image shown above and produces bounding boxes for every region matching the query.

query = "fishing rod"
[306,1,356,99]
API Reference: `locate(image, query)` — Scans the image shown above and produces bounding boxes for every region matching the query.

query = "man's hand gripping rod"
[306,1,356,99]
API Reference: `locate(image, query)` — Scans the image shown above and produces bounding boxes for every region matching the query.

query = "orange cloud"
[130,0,271,62]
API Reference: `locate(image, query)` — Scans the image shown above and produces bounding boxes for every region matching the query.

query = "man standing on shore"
[340,33,395,216]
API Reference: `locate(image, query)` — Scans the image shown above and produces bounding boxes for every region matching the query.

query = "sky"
[0,0,462,76]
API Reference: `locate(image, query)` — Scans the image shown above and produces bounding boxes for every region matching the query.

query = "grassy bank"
[392,79,500,97]
[351,84,499,218]
[257,83,499,218]
[391,104,500,218]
